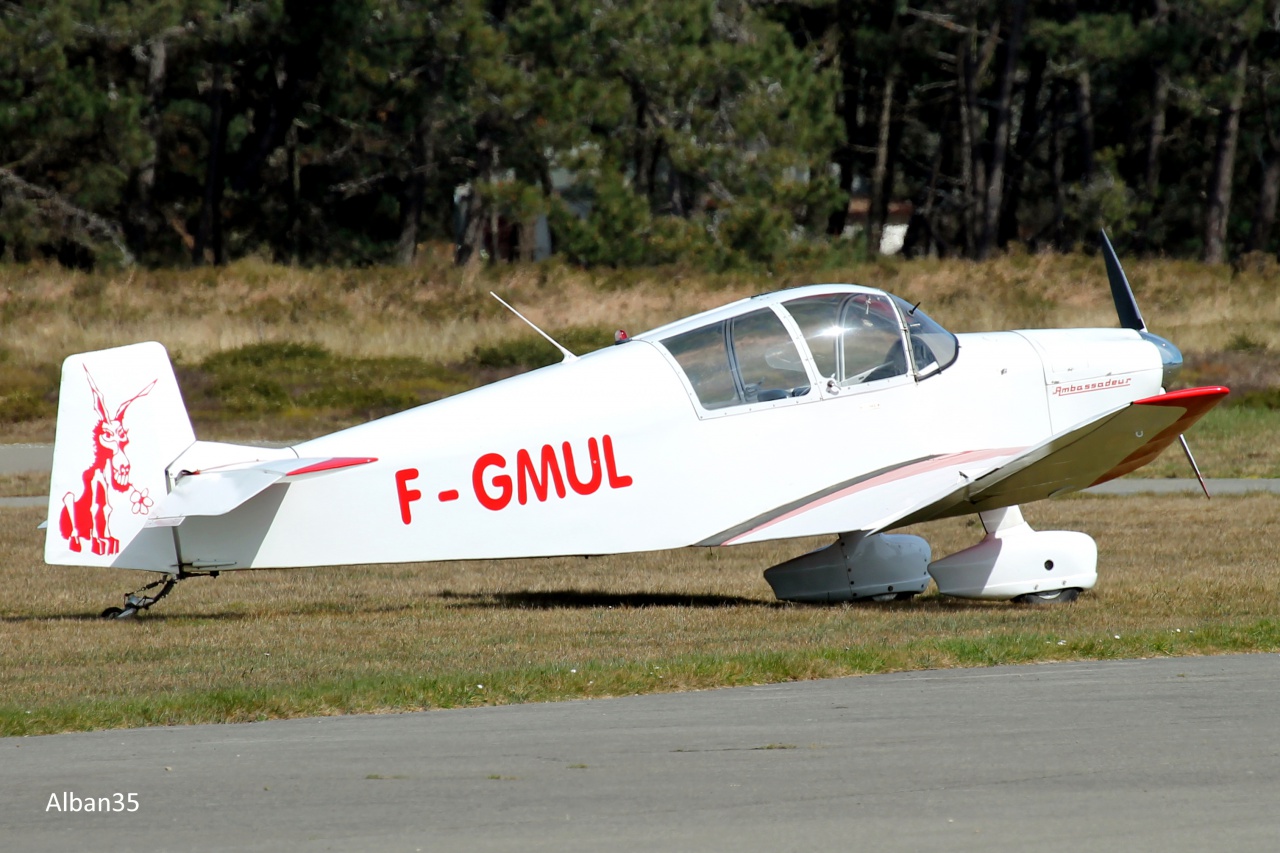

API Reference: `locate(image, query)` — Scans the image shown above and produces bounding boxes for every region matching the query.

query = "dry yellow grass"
[3,492,1277,734]
[0,472,47,496]
[0,259,732,367]
[1,249,1275,369]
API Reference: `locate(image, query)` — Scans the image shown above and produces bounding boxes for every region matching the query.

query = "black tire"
[101,606,124,619]
[1013,588,1081,605]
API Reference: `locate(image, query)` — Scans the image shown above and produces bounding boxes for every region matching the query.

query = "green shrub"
[190,342,470,421]
[201,341,334,372]
[210,378,290,415]
[0,390,54,423]
[472,326,616,369]
[1229,389,1280,410]
[0,356,58,423]
[299,386,415,414]
[1225,332,1267,353]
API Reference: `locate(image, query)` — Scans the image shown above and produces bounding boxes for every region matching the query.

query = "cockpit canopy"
[650,285,958,413]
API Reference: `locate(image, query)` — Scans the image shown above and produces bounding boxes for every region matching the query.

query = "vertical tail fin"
[45,342,195,570]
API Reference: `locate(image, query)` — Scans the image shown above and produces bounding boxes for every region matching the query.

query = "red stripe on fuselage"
[723,447,1025,545]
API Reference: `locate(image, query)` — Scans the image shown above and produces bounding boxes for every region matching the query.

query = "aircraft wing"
[701,386,1226,546]
[879,386,1229,531]
[145,456,377,528]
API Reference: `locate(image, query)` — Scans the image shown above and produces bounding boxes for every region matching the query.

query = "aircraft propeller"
[1099,230,1210,498]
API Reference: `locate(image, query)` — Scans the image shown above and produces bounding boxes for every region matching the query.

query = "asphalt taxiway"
[3,655,1279,852]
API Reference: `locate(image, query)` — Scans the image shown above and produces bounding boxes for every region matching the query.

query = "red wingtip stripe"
[1134,386,1230,407]
[1091,387,1230,486]
[286,457,378,476]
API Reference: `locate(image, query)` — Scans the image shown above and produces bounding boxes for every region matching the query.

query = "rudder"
[45,342,195,570]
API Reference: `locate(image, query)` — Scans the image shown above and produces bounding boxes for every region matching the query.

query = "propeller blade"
[1102,231,1204,494]
[1100,230,1146,332]
[1179,434,1211,499]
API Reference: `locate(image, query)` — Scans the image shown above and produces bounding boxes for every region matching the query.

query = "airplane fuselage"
[153,285,1165,571]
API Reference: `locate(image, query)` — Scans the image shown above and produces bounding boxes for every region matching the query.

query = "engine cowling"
[764,532,932,603]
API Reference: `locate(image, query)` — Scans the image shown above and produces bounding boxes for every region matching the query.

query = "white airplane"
[44,234,1226,617]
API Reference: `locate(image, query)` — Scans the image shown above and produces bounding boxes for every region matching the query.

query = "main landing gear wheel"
[1013,588,1082,605]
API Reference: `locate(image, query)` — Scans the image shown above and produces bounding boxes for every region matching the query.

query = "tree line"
[1,0,1277,270]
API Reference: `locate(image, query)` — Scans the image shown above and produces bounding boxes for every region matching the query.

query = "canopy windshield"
[888,295,958,378]
[781,292,958,385]
[656,286,959,415]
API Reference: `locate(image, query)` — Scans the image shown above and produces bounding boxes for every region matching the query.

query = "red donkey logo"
[59,367,157,556]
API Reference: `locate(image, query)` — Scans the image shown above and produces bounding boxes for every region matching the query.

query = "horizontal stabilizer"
[147,454,376,527]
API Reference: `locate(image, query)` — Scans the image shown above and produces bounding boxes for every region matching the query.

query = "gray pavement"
[1085,477,1280,495]
[0,443,52,475]
[0,444,52,510]
[3,655,1280,852]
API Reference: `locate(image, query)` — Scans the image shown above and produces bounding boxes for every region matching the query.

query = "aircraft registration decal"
[395,434,632,523]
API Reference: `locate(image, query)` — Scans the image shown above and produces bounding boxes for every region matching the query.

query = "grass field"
[1130,407,1280,478]
[2,251,1277,736]
[2,492,1277,737]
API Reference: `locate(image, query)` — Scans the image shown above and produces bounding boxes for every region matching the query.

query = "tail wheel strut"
[101,570,218,619]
